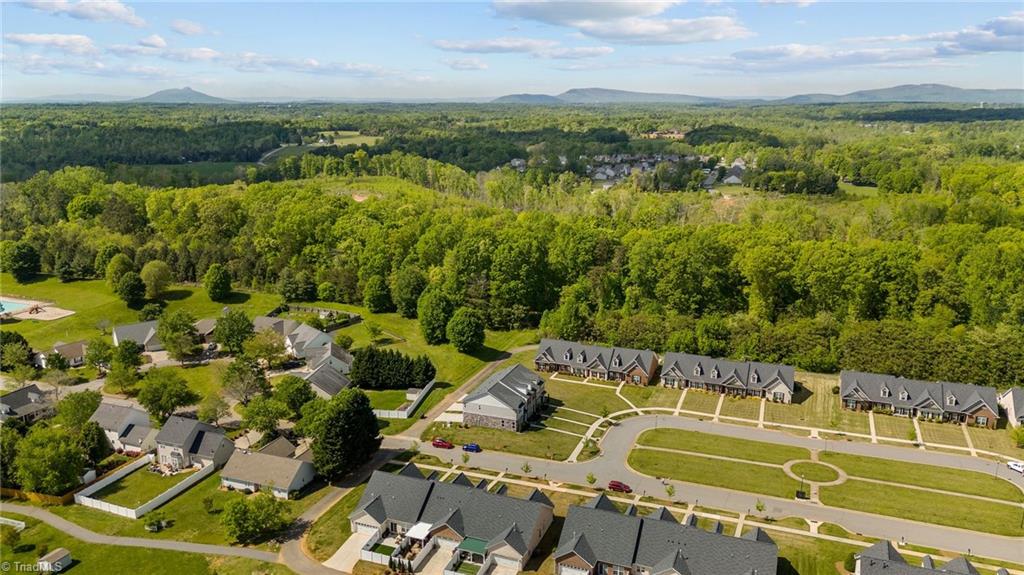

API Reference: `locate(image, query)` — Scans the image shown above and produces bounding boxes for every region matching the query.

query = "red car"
[608,480,632,493]
[431,438,454,449]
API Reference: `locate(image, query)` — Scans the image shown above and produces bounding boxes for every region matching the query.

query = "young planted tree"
[197,393,230,425]
[105,361,138,394]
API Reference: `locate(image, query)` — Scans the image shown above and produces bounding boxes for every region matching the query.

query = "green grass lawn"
[50,472,330,548]
[422,423,583,461]
[680,390,721,414]
[541,416,589,434]
[789,462,839,483]
[92,467,197,508]
[1,273,281,349]
[545,406,599,425]
[0,513,294,575]
[305,484,366,560]
[545,379,631,417]
[628,449,801,498]
[820,479,1024,537]
[619,385,680,409]
[636,428,809,465]
[364,389,407,410]
[319,130,382,147]
[918,420,969,448]
[718,396,762,420]
[770,529,863,575]
[819,451,1023,502]
[765,372,870,434]
[872,414,916,441]
[966,423,1023,458]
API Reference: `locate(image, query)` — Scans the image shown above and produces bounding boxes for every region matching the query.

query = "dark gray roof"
[583,493,619,512]
[301,364,351,397]
[650,507,677,523]
[155,415,226,456]
[465,364,544,412]
[840,371,998,415]
[450,472,473,487]
[397,462,425,479]
[857,541,980,575]
[112,320,161,348]
[557,499,778,574]
[488,524,528,556]
[0,384,52,421]
[120,423,155,448]
[662,353,795,394]
[253,316,301,336]
[536,338,657,378]
[193,319,217,336]
[221,449,313,488]
[89,402,147,432]
[306,342,353,369]
[352,470,434,525]
[528,488,553,507]
[258,436,296,458]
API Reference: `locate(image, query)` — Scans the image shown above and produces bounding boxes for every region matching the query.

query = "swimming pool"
[0,299,29,314]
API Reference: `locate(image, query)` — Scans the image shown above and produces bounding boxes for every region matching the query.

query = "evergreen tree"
[312,389,380,479]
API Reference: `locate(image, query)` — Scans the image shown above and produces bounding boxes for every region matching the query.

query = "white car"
[1007,460,1024,474]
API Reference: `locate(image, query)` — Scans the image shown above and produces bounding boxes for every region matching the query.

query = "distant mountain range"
[10,84,1023,105]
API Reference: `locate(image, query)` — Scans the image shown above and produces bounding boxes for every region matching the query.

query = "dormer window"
[564,351,572,361]
[750,372,759,384]
[881,386,891,398]
[946,395,956,406]
[899,391,908,401]
[577,352,585,363]
[613,356,621,368]
[693,365,703,376]
[711,368,720,379]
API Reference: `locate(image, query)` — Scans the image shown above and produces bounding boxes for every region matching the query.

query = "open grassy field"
[769,529,863,575]
[628,449,800,498]
[0,513,295,575]
[545,379,631,416]
[422,422,583,461]
[50,472,330,548]
[1,273,280,349]
[819,451,1024,502]
[93,467,197,508]
[306,484,366,562]
[636,428,809,465]
[718,396,762,420]
[918,420,969,448]
[319,130,382,146]
[680,390,721,414]
[820,479,1024,537]
[765,372,870,434]
[619,385,680,409]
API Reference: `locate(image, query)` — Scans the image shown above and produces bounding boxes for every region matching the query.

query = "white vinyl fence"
[74,455,215,519]
[373,380,435,419]
[0,517,26,532]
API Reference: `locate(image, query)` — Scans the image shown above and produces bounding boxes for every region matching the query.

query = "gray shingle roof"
[221,450,313,489]
[89,402,147,433]
[52,340,87,360]
[464,364,544,412]
[662,353,795,394]
[258,436,296,458]
[112,320,161,349]
[306,342,353,370]
[253,316,301,336]
[120,423,155,449]
[857,541,980,575]
[193,319,217,336]
[300,363,351,397]
[1000,388,1024,421]
[536,338,657,378]
[0,384,52,422]
[155,415,226,457]
[840,371,998,415]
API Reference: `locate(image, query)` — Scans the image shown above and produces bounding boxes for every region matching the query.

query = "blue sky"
[2,1,1022,100]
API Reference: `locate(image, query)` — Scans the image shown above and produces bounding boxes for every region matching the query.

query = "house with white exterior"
[89,402,156,454]
[112,320,163,351]
[36,340,88,369]
[253,316,332,360]
[305,341,353,374]
[220,449,316,499]
[998,388,1024,428]
[0,384,55,424]
[463,364,546,432]
[155,415,233,471]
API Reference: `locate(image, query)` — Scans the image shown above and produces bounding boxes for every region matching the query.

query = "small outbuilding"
[37,548,72,572]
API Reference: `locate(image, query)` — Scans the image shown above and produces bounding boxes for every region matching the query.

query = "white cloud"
[759,0,818,7]
[4,32,96,54]
[170,19,207,36]
[442,57,489,70]
[233,52,389,77]
[433,36,613,59]
[845,11,1023,54]
[493,0,751,44]
[21,0,144,27]
[163,47,222,62]
[8,52,173,78]
[139,34,167,49]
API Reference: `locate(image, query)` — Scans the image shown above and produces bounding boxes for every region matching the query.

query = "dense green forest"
[1,102,1023,388]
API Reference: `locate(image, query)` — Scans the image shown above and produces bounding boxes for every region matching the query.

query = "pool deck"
[0,295,75,321]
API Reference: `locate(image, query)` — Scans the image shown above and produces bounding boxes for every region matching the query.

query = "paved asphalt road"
[388,414,1024,562]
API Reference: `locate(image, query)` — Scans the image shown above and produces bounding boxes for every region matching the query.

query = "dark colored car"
[462,443,482,453]
[608,480,632,493]
[431,438,454,449]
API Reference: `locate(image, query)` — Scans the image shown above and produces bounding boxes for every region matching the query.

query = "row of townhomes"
[840,371,1000,428]
[555,493,779,575]
[533,338,796,403]
[349,463,553,572]
[853,540,1002,575]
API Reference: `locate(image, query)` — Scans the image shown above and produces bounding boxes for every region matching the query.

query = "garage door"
[494,556,520,568]
[355,522,378,534]
[558,565,589,575]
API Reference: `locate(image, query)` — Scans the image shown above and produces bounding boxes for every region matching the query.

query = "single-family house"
[535,339,659,385]
[854,540,985,575]
[350,464,553,571]
[701,171,718,189]
[997,388,1024,428]
[555,494,778,575]
[722,164,745,185]
[840,371,999,428]
[112,320,163,351]
[36,340,88,369]
[0,384,55,424]
[193,319,218,344]
[220,449,316,499]
[305,341,353,374]
[297,363,351,399]
[661,353,796,403]
[89,401,156,454]
[259,436,297,458]
[155,415,234,470]
[463,364,546,431]
[253,316,332,360]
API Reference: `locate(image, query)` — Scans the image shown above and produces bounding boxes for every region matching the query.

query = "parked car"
[608,480,632,493]
[1008,460,1024,474]
[462,443,482,453]
[431,438,454,449]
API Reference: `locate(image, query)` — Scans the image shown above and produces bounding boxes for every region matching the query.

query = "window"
[632,375,641,383]
[881,387,890,398]
[946,395,956,406]
[976,416,988,426]
[564,351,572,361]
[773,391,785,402]
[613,356,621,368]
[750,372,759,384]
[577,354,584,363]
[711,368,720,379]
[693,365,703,376]
[899,391,908,401]
[602,565,627,575]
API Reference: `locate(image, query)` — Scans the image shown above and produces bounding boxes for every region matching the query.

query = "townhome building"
[463,364,546,431]
[555,494,778,575]
[840,371,999,428]
[854,540,993,575]
[660,353,796,403]
[112,320,162,351]
[535,338,659,385]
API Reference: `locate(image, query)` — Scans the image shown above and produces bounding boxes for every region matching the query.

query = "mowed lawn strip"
[718,396,762,420]
[636,428,809,465]
[545,379,630,416]
[628,449,801,498]
[820,451,1024,502]
[423,422,581,461]
[789,462,839,483]
[680,391,720,414]
[819,479,1024,537]
[93,467,197,508]
[918,420,969,448]
[619,385,680,409]
[306,484,366,562]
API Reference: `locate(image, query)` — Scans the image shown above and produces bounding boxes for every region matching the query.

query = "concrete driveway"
[416,546,450,575]
[323,531,371,573]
